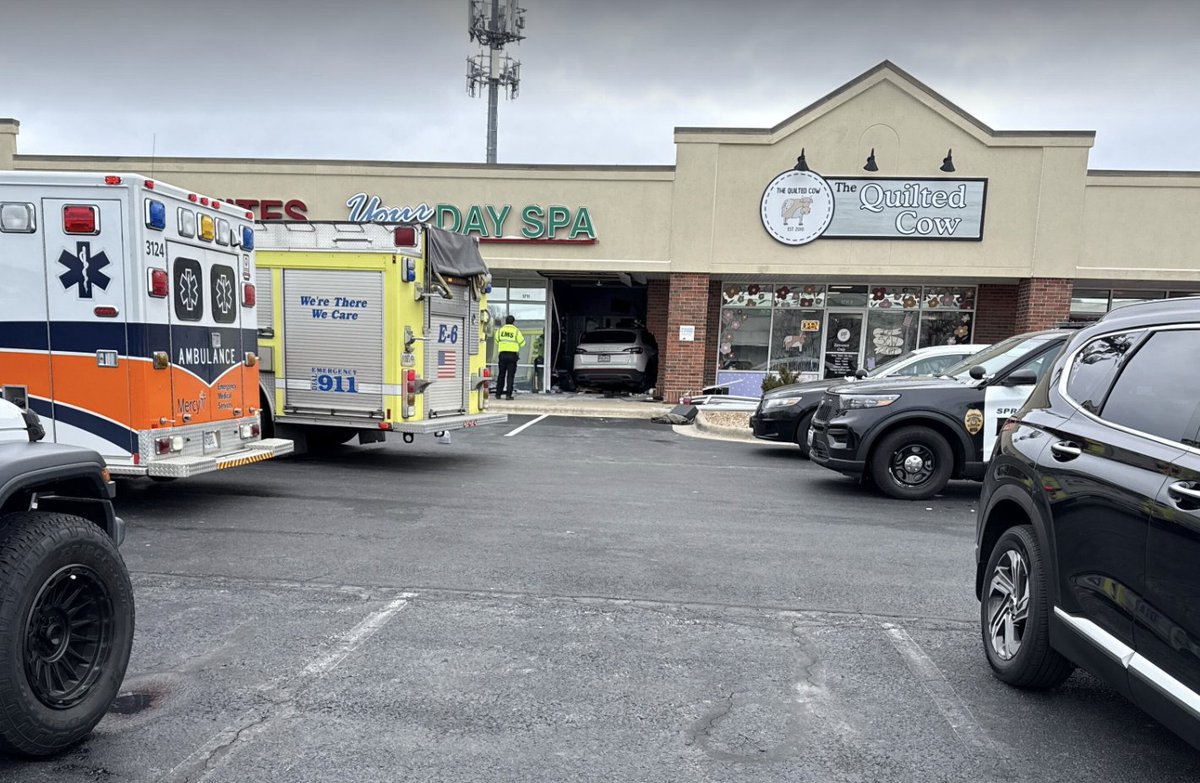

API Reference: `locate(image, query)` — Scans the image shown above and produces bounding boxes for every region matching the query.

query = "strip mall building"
[4,62,1198,401]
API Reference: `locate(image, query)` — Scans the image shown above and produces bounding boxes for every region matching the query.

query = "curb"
[489,404,673,420]
[692,410,759,443]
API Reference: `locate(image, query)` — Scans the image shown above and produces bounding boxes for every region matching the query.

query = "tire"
[793,411,815,458]
[869,425,954,500]
[0,512,134,757]
[980,525,1074,689]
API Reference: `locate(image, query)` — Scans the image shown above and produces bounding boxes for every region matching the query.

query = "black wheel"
[981,525,1074,689]
[0,512,134,757]
[793,411,815,458]
[303,427,357,450]
[869,425,954,500]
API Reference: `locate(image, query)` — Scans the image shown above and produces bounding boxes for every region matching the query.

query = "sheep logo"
[781,197,813,227]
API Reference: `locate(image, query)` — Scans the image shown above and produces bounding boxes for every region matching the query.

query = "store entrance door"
[823,310,865,379]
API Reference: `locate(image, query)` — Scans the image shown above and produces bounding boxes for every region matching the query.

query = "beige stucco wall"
[671,74,1094,281]
[1080,173,1200,283]
[0,120,17,170]
[14,155,675,275]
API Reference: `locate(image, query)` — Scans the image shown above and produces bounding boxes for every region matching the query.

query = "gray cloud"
[3,0,1198,168]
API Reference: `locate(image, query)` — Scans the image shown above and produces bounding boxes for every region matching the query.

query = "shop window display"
[919,311,974,347]
[864,309,919,371]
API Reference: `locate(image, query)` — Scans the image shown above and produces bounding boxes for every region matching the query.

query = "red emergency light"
[242,283,256,307]
[394,226,417,246]
[104,176,122,185]
[93,306,119,318]
[212,201,221,210]
[200,197,209,206]
[63,205,98,234]
[144,179,155,189]
[148,268,168,298]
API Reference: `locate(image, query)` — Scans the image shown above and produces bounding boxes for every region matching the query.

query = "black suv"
[808,330,1072,499]
[975,297,1200,750]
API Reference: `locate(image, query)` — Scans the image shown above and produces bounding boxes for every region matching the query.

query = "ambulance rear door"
[40,195,135,457]
[166,237,248,426]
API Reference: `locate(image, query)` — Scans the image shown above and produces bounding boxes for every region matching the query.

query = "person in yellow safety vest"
[494,315,526,400]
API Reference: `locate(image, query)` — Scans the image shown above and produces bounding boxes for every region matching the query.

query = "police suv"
[808,329,1073,499]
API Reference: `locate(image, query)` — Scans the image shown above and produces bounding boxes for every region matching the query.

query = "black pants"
[497,352,519,397]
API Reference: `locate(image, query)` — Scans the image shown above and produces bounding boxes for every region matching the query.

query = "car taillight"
[243,283,256,307]
[148,268,168,297]
[63,205,98,234]
[575,347,589,354]
[623,346,643,354]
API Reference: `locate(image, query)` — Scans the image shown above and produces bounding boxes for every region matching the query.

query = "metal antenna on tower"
[467,0,525,164]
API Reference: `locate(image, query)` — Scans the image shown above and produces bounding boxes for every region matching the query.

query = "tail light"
[239,423,260,439]
[243,283,256,307]
[623,346,643,354]
[481,367,492,408]
[575,346,589,354]
[148,268,168,298]
[63,205,98,234]
[403,369,417,419]
[156,435,184,454]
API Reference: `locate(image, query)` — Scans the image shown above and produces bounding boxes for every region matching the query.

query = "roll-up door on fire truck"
[425,281,469,417]
[282,269,384,415]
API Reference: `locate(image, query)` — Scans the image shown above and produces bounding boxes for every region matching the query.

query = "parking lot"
[3,415,1198,782]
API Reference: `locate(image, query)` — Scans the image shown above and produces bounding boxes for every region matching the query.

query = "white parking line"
[158,594,413,783]
[880,622,1001,758]
[505,414,548,437]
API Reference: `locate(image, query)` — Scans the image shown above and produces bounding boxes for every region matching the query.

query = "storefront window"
[486,278,549,393]
[769,309,822,375]
[864,309,920,371]
[1070,288,1110,320]
[919,311,974,347]
[714,281,977,395]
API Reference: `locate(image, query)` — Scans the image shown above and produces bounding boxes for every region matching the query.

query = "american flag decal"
[436,350,458,379]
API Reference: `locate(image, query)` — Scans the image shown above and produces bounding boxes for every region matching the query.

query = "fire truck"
[254,222,506,448]
[0,171,293,477]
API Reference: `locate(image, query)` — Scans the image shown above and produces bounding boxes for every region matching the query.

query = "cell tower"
[467,0,525,164]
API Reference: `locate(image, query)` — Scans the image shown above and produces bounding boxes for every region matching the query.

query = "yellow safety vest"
[495,324,525,354]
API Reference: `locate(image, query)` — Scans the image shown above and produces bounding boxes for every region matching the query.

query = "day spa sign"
[760,170,987,245]
[346,193,596,240]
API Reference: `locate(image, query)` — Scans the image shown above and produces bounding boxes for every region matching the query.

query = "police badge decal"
[964,408,984,436]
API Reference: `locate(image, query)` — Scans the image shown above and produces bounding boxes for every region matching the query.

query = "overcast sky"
[3,0,1198,170]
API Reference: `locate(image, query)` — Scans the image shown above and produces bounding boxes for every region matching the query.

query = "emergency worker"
[494,315,525,400]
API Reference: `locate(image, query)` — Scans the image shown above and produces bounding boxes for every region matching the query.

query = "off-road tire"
[981,525,1074,689]
[869,425,954,500]
[793,411,815,458]
[0,512,134,757]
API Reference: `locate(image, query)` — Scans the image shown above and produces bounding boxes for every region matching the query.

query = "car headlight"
[841,393,900,409]
[763,396,803,410]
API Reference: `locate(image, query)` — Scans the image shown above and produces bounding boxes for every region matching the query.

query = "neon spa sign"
[345,193,596,240]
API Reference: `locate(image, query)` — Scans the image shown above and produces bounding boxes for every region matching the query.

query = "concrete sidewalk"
[488,392,674,420]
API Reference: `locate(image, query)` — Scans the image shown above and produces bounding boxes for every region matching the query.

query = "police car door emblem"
[57,241,111,299]
[964,408,984,435]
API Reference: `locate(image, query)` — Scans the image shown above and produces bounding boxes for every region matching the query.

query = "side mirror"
[1003,368,1039,386]
[854,368,869,379]
[968,365,987,380]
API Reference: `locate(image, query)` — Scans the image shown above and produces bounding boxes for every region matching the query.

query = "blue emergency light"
[145,199,166,231]
[403,257,416,283]
[242,226,255,250]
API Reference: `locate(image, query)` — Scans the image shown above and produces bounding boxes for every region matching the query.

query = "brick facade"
[973,283,1020,343]
[1014,277,1073,333]
[703,280,722,389]
[660,273,712,403]
[645,279,670,390]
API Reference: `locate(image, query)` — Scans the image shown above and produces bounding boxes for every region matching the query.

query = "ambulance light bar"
[0,203,35,233]
[145,199,166,230]
[104,176,122,185]
[199,214,215,242]
[242,226,254,250]
[179,208,196,237]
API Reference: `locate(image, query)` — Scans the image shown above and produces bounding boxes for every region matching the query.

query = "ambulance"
[254,221,506,448]
[0,171,293,477]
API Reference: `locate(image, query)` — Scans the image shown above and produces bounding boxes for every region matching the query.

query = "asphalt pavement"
[3,415,1197,781]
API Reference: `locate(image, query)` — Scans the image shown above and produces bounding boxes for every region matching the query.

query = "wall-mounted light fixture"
[940,149,956,173]
[863,148,878,172]
[794,148,809,172]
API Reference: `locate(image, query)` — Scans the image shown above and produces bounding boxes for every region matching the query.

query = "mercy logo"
[57,241,111,299]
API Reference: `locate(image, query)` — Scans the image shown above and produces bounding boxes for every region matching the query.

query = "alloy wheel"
[986,549,1030,661]
[23,565,115,709]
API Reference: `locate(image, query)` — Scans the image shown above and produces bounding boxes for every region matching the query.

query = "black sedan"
[750,344,985,456]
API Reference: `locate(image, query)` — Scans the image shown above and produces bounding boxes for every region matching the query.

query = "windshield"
[865,350,920,377]
[942,334,1057,378]
[580,330,636,344]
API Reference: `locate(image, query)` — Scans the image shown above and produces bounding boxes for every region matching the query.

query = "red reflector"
[200,197,209,206]
[104,175,122,185]
[406,369,416,382]
[63,205,97,234]
[394,226,417,246]
[406,382,416,394]
[483,368,491,378]
[144,179,155,189]
[133,452,140,465]
[242,283,256,307]
[188,193,198,202]
[156,437,171,455]
[251,423,261,437]
[245,211,254,219]
[93,306,119,318]
[149,268,168,297]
